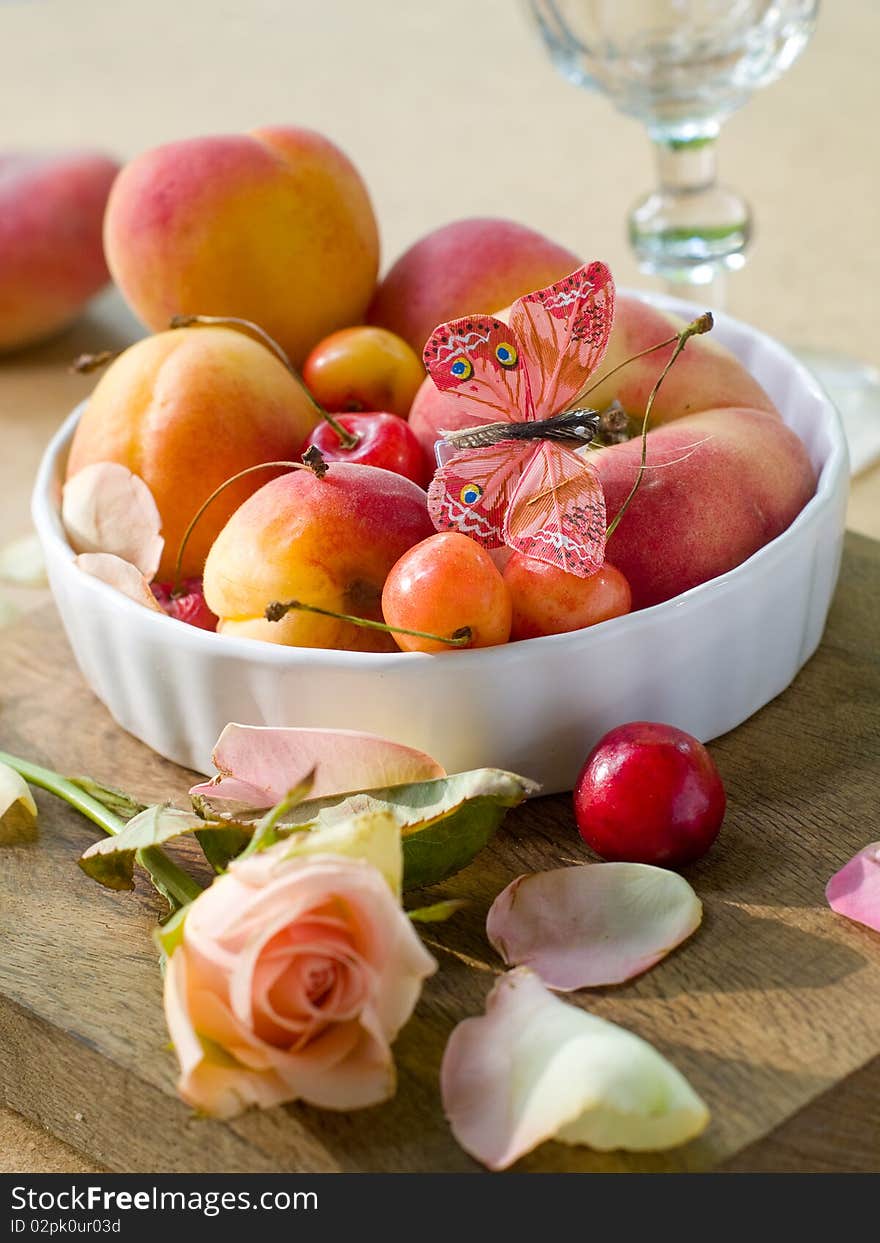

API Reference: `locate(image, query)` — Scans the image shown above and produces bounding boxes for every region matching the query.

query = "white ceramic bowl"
[32,293,849,793]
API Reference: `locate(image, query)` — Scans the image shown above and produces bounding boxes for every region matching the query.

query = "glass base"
[795,348,880,477]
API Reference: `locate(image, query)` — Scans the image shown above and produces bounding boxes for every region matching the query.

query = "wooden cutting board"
[1,532,878,1174]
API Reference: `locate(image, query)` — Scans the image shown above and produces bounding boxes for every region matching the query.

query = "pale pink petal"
[0,533,47,587]
[486,863,702,990]
[164,951,290,1118]
[188,775,272,809]
[63,462,164,579]
[75,553,164,612]
[441,968,709,1170]
[189,723,445,807]
[826,842,880,933]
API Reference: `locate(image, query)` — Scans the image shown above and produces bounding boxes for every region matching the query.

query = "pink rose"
[163,842,436,1118]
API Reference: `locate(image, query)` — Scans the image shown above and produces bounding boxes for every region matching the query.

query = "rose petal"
[0,760,38,843]
[486,863,702,989]
[0,533,47,587]
[826,842,880,933]
[189,723,445,807]
[441,968,709,1170]
[63,462,164,578]
[75,553,164,612]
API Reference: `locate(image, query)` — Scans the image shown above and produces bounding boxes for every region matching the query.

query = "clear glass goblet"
[526,1,880,475]
[527,0,818,290]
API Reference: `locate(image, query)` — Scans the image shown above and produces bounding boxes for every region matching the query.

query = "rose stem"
[169,313,359,450]
[0,749,203,907]
[265,598,473,648]
[605,313,713,541]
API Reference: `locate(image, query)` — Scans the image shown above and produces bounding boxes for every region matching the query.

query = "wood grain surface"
[0,532,878,1173]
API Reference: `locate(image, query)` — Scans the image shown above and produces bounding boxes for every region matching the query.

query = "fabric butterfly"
[424,261,615,578]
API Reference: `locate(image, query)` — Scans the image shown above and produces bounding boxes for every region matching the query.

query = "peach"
[407,291,814,610]
[66,326,320,580]
[0,150,119,352]
[597,407,816,609]
[408,293,777,454]
[203,463,435,652]
[584,294,777,424]
[104,126,380,366]
[367,217,581,354]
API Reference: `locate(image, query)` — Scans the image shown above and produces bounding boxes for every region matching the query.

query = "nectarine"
[0,150,119,352]
[368,217,581,354]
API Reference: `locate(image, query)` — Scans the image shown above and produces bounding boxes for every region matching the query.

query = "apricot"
[66,327,320,580]
[203,464,435,652]
[0,150,119,352]
[104,126,380,366]
[368,217,581,353]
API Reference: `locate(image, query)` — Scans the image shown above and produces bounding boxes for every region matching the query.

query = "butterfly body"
[441,407,601,450]
[424,262,615,578]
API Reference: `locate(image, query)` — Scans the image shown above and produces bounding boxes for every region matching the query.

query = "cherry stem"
[172,456,325,592]
[264,599,473,649]
[169,313,360,450]
[574,332,681,405]
[605,313,713,542]
[70,349,122,375]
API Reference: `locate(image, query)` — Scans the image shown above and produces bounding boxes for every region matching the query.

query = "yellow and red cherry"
[302,325,425,417]
[503,554,632,639]
[382,532,512,652]
[305,412,434,488]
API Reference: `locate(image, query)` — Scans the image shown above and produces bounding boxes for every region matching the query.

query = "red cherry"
[573,722,726,867]
[305,412,433,488]
[151,577,218,632]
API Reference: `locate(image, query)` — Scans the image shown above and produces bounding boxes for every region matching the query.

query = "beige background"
[1,0,878,1172]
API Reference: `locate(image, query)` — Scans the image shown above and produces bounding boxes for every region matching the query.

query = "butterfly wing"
[428,442,534,548]
[423,315,534,426]
[504,443,606,577]
[509,261,615,419]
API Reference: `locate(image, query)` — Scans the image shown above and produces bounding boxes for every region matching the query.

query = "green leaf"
[282,769,539,891]
[78,804,209,891]
[195,826,251,873]
[408,898,469,924]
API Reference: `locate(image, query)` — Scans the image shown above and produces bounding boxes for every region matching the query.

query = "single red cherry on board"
[305,412,433,488]
[573,721,726,867]
[151,577,218,632]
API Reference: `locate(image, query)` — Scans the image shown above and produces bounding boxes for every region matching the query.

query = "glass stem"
[654,137,726,308]
[654,134,719,197]
[629,126,750,304]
